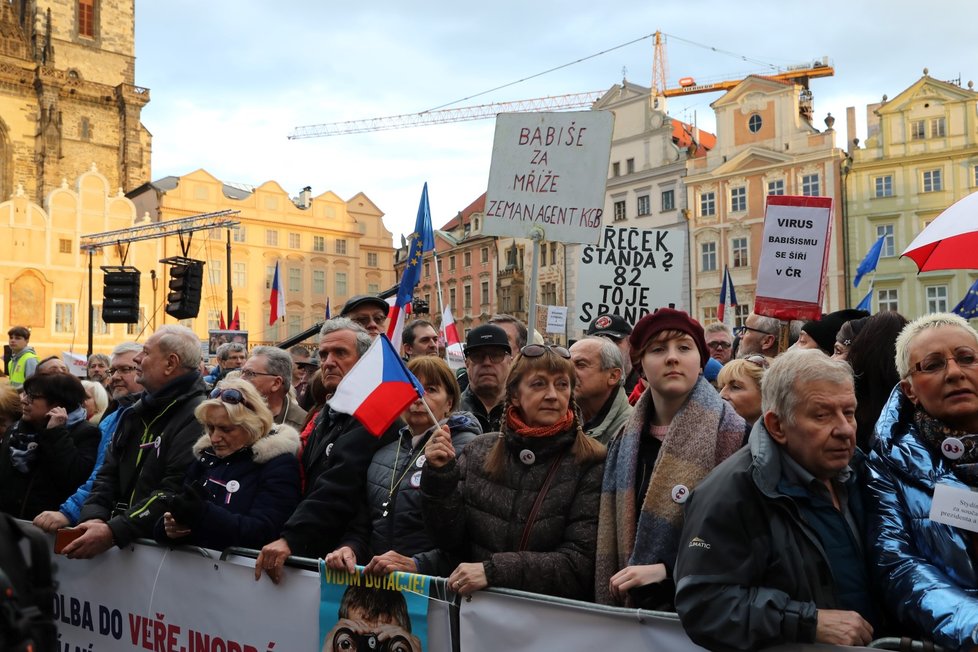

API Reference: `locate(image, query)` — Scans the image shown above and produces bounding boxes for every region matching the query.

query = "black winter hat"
[801,309,870,354]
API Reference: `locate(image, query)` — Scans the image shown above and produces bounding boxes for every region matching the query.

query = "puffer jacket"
[342,412,481,575]
[864,385,978,650]
[421,423,605,600]
[153,425,302,551]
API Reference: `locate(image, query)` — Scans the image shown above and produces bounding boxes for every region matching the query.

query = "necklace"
[381,434,428,518]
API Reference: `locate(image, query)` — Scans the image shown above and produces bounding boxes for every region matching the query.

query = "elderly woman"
[865,313,978,649]
[326,357,481,577]
[595,308,745,609]
[0,374,100,519]
[718,355,770,428]
[80,379,109,424]
[421,344,606,600]
[154,378,301,551]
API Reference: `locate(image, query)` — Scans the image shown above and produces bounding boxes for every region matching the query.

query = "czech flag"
[328,334,424,436]
[442,305,464,370]
[718,265,737,323]
[269,261,285,326]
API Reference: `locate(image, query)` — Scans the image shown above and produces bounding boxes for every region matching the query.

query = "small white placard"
[930,483,978,532]
[546,306,568,334]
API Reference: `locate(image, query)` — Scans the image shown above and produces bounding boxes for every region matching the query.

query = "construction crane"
[288,92,604,139]
[662,58,834,97]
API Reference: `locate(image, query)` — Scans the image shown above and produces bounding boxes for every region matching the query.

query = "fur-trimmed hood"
[192,424,301,463]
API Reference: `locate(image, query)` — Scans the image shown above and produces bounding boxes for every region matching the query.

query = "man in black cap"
[458,324,513,433]
[340,295,389,339]
[587,313,638,395]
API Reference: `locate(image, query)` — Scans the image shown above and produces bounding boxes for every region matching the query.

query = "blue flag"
[854,235,885,288]
[855,284,873,313]
[324,297,331,320]
[952,278,978,319]
[386,183,436,348]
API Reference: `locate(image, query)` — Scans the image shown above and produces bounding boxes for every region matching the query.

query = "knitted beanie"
[801,309,870,354]
[629,307,709,370]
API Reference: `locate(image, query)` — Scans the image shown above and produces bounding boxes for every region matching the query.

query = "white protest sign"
[930,483,978,532]
[62,351,88,377]
[576,225,686,328]
[484,111,614,245]
[546,306,568,334]
[754,195,833,321]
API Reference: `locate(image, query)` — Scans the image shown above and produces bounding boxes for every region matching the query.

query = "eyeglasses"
[466,349,509,364]
[520,344,571,359]
[209,387,254,409]
[707,341,732,350]
[108,365,138,376]
[351,313,387,326]
[733,325,774,338]
[743,354,770,370]
[909,347,978,376]
[240,369,277,380]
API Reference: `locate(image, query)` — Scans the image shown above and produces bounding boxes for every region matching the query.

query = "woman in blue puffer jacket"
[864,313,978,650]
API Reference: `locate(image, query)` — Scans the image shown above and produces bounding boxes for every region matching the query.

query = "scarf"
[914,405,978,486]
[504,405,575,438]
[594,375,745,606]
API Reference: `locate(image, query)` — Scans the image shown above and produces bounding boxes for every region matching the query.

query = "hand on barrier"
[364,550,417,576]
[62,519,114,559]
[255,537,291,584]
[447,562,488,596]
[34,510,70,533]
[325,546,358,574]
[609,563,667,602]
[424,425,455,469]
[814,609,873,647]
[162,512,192,540]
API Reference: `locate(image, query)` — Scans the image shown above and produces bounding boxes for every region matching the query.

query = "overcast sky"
[135,1,977,244]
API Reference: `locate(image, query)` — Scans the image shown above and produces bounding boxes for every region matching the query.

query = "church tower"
[0,0,150,203]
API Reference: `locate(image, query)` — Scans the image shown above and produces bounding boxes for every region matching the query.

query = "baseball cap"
[587,314,633,340]
[464,324,511,355]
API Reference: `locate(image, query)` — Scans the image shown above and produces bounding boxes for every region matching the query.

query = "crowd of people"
[3,297,978,650]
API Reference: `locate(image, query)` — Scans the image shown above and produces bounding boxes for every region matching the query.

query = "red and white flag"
[442,305,464,370]
[269,261,285,326]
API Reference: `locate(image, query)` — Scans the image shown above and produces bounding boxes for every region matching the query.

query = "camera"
[332,628,411,652]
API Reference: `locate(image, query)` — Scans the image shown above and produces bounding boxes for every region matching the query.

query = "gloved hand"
[169,482,208,527]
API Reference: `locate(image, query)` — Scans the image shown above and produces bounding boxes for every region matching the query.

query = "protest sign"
[483,111,614,245]
[545,306,567,334]
[575,225,686,328]
[754,195,833,321]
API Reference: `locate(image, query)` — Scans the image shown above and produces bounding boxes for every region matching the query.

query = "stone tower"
[0,0,150,203]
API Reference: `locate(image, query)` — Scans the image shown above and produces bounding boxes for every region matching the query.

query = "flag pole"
[432,250,447,358]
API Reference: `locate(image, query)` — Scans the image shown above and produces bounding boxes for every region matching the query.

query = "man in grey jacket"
[674,349,876,651]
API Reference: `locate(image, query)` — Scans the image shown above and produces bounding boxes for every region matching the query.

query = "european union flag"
[952,278,978,319]
[855,284,873,313]
[854,235,885,288]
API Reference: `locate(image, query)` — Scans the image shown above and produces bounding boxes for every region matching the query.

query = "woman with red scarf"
[421,344,606,600]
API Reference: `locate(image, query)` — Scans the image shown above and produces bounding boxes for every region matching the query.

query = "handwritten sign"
[930,483,978,533]
[483,111,614,245]
[546,306,568,334]
[576,226,685,327]
[754,195,833,321]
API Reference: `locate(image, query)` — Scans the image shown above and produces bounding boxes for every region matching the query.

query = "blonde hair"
[895,312,978,378]
[193,378,273,446]
[717,358,767,392]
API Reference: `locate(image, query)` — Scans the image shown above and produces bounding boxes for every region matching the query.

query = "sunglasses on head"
[209,387,253,409]
[520,344,571,359]
[743,354,770,370]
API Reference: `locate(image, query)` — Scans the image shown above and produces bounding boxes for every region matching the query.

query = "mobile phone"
[54,527,83,554]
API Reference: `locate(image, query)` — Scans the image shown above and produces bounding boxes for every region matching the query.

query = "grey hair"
[761,349,853,425]
[895,312,978,378]
[87,353,110,368]
[250,346,294,387]
[111,341,143,358]
[704,322,732,337]
[752,314,781,335]
[579,335,625,387]
[320,317,371,356]
[216,341,247,361]
[154,325,202,369]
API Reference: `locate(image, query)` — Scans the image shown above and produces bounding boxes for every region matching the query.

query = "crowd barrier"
[47,535,931,652]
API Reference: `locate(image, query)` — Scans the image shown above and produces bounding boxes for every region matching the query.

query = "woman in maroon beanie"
[594,307,746,609]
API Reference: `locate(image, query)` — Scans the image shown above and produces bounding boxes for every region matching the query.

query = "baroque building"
[0,0,150,203]
[844,72,978,318]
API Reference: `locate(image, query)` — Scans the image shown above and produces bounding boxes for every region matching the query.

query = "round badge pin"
[671,484,690,504]
[226,480,240,494]
[416,454,426,468]
[519,449,536,465]
[942,437,965,460]
[154,436,162,448]
[410,471,422,488]
[326,442,334,457]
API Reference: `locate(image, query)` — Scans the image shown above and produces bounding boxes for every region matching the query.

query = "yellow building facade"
[845,73,978,318]
[128,169,396,347]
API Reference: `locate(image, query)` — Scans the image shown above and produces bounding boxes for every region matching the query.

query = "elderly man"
[587,313,637,395]
[458,324,512,434]
[675,349,876,650]
[704,323,734,364]
[402,320,439,359]
[205,341,247,386]
[569,336,632,444]
[33,342,145,532]
[341,294,389,339]
[241,345,307,432]
[256,318,398,582]
[63,326,208,558]
[86,353,111,384]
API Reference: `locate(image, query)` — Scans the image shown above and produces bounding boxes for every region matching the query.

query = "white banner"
[484,111,614,245]
[545,306,567,334]
[575,225,686,329]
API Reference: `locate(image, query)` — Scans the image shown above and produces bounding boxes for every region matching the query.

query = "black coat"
[0,415,100,519]
[80,372,207,547]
